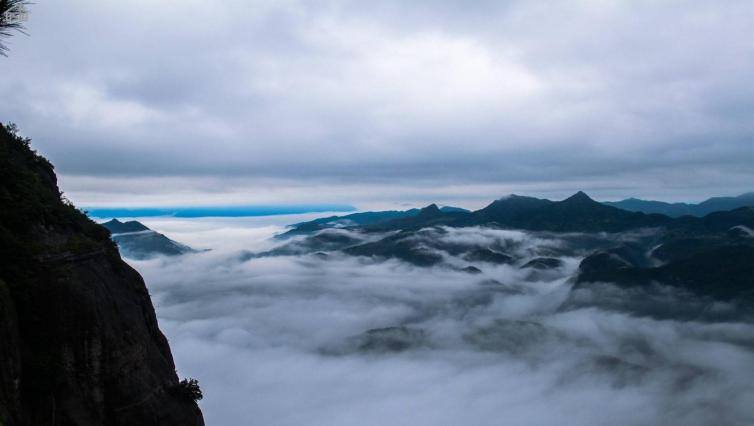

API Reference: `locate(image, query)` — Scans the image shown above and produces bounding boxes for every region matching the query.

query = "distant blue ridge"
[84,204,356,218]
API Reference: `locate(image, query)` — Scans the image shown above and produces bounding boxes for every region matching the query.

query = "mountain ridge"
[279,205,469,237]
[604,192,754,217]
[288,191,674,234]
[284,191,754,236]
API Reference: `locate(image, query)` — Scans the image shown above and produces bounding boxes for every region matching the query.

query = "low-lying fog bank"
[126,218,754,426]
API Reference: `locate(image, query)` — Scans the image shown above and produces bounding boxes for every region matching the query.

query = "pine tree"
[0,0,30,56]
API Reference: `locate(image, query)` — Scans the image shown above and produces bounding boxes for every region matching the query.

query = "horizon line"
[84,204,357,218]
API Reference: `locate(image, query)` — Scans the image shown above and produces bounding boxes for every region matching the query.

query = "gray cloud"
[126,218,754,425]
[2,1,754,205]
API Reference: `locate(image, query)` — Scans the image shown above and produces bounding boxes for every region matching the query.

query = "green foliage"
[0,0,30,56]
[0,123,113,291]
[173,378,203,402]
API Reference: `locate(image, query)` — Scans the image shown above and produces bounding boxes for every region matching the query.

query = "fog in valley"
[4,2,754,425]
[118,217,754,426]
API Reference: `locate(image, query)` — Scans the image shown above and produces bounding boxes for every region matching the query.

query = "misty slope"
[605,192,754,217]
[576,245,754,300]
[0,124,203,425]
[280,205,469,237]
[101,218,198,259]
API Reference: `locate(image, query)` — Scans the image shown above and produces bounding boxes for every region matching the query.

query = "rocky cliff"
[0,123,204,425]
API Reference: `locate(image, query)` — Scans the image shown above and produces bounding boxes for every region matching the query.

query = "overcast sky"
[2,0,754,209]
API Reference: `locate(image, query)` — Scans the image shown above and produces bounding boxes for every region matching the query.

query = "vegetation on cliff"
[0,123,114,288]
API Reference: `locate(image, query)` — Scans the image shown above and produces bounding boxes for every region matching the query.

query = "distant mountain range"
[604,192,754,217]
[101,219,198,259]
[283,191,754,235]
[272,191,754,303]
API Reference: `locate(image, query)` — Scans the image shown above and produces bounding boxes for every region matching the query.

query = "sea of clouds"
[126,217,754,426]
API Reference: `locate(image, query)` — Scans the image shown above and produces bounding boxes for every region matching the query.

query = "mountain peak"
[418,203,441,216]
[101,219,149,234]
[564,191,595,203]
[492,194,544,204]
[498,194,528,200]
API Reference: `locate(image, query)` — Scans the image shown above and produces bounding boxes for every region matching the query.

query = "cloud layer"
[3,1,754,205]
[127,218,754,425]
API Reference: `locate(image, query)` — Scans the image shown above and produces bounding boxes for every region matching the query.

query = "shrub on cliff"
[173,378,203,402]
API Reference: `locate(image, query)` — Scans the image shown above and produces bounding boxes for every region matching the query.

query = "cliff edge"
[0,123,204,425]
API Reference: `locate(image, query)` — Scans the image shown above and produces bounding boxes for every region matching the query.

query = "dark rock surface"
[0,124,203,425]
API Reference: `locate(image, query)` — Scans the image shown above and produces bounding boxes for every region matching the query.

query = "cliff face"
[0,123,204,425]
